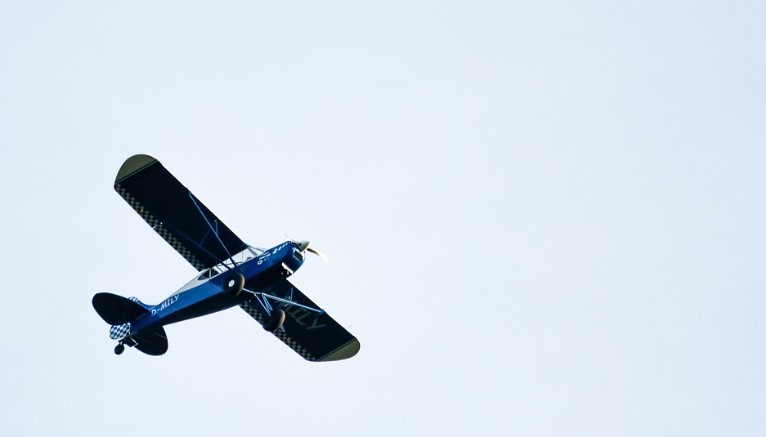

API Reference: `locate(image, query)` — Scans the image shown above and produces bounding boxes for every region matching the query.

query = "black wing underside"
[114,154,248,271]
[240,280,360,362]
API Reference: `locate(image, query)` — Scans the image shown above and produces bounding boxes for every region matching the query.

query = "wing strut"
[158,221,232,266]
[188,192,240,272]
[243,287,324,317]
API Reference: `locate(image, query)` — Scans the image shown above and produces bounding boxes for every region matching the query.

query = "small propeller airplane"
[92,154,360,361]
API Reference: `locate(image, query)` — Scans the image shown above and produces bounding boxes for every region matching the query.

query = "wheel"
[114,343,125,355]
[224,273,245,297]
[263,309,286,332]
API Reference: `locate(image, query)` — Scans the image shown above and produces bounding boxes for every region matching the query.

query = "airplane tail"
[92,292,168,355]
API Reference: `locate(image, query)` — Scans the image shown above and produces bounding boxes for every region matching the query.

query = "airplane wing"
[240,280,360,362]
[114,154,248,271]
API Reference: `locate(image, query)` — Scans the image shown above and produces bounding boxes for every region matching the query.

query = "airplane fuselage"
[129,241,304,335]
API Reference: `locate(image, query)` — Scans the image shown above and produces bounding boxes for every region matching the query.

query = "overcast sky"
[1,1,765,436]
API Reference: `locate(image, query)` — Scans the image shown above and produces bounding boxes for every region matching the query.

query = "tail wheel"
[114,343,125,355]
[263,309,286,332]
[224,273,245,297]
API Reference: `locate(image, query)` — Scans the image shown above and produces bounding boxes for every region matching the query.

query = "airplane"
[92,154,360,361]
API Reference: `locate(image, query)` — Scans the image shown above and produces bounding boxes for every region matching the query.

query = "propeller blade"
[307,246,329,264]
[279,230,328,263]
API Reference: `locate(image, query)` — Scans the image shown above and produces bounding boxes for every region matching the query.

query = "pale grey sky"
[1,1,765,436]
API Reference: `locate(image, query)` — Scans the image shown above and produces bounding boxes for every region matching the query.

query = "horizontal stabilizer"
[134,326,169,356]
[92,292,149,325]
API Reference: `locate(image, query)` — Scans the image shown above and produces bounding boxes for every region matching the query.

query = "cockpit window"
[196,268,221,281]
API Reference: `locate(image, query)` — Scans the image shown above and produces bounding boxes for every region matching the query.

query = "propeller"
[280,231,329,263]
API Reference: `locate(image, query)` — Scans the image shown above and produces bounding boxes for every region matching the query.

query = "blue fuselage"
[129,241,303,335]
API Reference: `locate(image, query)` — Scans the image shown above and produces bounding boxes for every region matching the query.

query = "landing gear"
[114,343,125,355]
[263,309,286,332]
[224,273,245,297]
